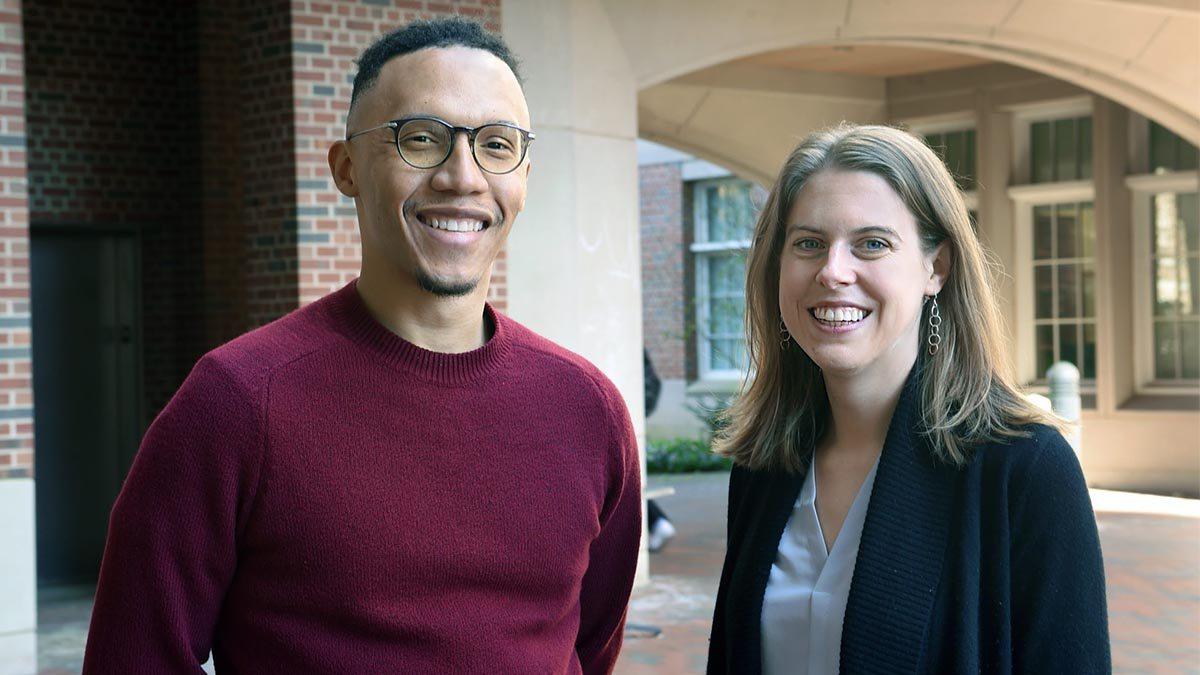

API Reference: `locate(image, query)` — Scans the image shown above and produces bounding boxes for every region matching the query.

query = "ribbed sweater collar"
[323,280,512,385]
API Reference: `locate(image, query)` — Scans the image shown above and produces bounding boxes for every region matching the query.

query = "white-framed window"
[691,177,757,380]
[1010,102,1098,393]
[1031,199,1098,381]
[1127,171,1200,391]
[1011,98,1092,186]
[905,116,979,214]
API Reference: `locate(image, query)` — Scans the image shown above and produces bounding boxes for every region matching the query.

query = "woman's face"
[778,169,948,382]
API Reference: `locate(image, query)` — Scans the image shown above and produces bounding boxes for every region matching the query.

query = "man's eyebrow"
[389,114,524,127]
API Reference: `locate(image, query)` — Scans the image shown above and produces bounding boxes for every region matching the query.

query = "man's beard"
[416,271,479,297]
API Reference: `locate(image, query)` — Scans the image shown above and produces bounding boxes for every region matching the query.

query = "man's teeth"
[427,218,484,233]
[813,307,866,322]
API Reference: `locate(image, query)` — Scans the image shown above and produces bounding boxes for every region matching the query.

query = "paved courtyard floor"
[617,472,1200,674]
[17,472,1200,674]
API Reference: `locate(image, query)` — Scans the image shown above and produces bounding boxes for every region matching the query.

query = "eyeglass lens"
[396,119,526,174]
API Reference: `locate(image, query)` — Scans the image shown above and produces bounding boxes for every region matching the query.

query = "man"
[83,19,642,674]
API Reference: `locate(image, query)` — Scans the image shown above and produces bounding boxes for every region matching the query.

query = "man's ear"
[328,140,358,197]
[925,241,952,296]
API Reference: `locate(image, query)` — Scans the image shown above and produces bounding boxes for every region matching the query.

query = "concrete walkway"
[616,472,1200,674]
[20,472,1200,674]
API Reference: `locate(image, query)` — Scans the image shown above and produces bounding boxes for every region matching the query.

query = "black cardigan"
[707,370,1111,674]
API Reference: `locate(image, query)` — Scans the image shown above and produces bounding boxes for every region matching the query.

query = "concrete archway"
[613,0,1197,155]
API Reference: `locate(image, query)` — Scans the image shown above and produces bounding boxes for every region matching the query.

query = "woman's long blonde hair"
[713,124,1062,473]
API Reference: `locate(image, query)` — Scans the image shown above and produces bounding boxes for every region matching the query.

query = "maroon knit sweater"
[82,281,642,674]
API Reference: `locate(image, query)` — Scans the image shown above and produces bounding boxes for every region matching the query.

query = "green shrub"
[646,437,731,474]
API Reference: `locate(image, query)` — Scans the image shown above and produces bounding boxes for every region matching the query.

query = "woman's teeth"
[427,218,484,233]
[812,307,867,324]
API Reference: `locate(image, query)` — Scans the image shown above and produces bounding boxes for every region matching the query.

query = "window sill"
[686,378,742,397]
[1120,393,1200,412]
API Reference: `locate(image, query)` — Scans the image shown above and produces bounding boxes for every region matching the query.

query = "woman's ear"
[925,242,952,295]
[328,140,358,198]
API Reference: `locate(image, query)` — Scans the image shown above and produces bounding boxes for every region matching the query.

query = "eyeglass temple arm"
[344,121,398,141]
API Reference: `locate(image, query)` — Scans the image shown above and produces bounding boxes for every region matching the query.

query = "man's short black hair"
[350,18,522,113]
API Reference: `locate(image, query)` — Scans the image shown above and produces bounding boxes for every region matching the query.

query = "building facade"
[639,63,1200,498]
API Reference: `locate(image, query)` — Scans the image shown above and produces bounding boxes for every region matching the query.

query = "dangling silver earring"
[780,318,791,350]
[926,293,942,356]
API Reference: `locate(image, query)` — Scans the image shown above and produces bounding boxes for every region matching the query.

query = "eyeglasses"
[346,116,535,175]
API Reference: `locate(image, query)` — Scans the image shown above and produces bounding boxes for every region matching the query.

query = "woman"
[707,124,1109,674]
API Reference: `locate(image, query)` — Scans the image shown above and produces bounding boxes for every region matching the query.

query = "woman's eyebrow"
[785,224,901,238]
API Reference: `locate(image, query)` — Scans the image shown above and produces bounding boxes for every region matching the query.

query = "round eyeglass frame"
[345,116,535,175]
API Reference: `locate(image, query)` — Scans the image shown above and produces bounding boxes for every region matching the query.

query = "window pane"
[706,251,747,373]
[1059,323,1080,370]
[708,297,742,335]
[1083,324,1096,379]
[1080,202,1096,258]
[1031,121,1053,183]
[710,339,737,371]
[1186,256,1198,318]
[1153,256,1178,316]
[709,254,744,293]
[964,129,977,190]
[1181,139,1199,172]
[946,130,966,187]
[708,256,745,336]
[1081,262,1096,318]
[1181,321,1200,379]
[1035,266,1054,318]
[1054,118,1077,181]
[1037,325,1055,377]
[1154,321,1178,379]
[1057,202,1078,259]
[1058,264,1079,318]
[1150,121,1177,172]
[1152,192,1179,257]
[1180,192,1199,254]
[1034,205,1054,259]
[1078,116,1093,180]
[706,181,755,242]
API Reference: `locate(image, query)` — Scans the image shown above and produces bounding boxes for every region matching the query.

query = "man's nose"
[815,244,856,289]
[429,132,489,194]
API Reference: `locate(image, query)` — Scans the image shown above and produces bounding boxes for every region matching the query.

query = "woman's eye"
[794,238,822,251]
[861,238,889,252]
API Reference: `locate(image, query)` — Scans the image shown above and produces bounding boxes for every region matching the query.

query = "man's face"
[334,46,530,297]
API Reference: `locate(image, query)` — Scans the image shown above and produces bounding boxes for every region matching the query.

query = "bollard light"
[1046,361,1082,456]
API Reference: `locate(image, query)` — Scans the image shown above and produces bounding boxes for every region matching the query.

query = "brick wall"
[23,0,208,420]
[288,0,507,312]
[241,0,302,327]
[639,161,686,380]
[197,0,249,348]
[10,1,511,473]
[0,0,31,479]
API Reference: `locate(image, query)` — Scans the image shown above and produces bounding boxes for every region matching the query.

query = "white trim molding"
[0,478,36,675]
[1126,170,1200,396]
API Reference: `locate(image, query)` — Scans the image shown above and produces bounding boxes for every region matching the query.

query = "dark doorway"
[32,229,142,586]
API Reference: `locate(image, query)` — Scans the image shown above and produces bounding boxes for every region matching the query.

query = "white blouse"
[760,457,880,675]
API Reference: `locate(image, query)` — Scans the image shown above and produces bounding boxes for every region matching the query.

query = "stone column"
[1091,96,1132,413]
[503,0,648,583]
[975,91,1018,358]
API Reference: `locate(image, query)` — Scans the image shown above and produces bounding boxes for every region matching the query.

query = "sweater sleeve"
[575,380,643,675]
[82,354,266,674]
[1009,429,1112,674]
